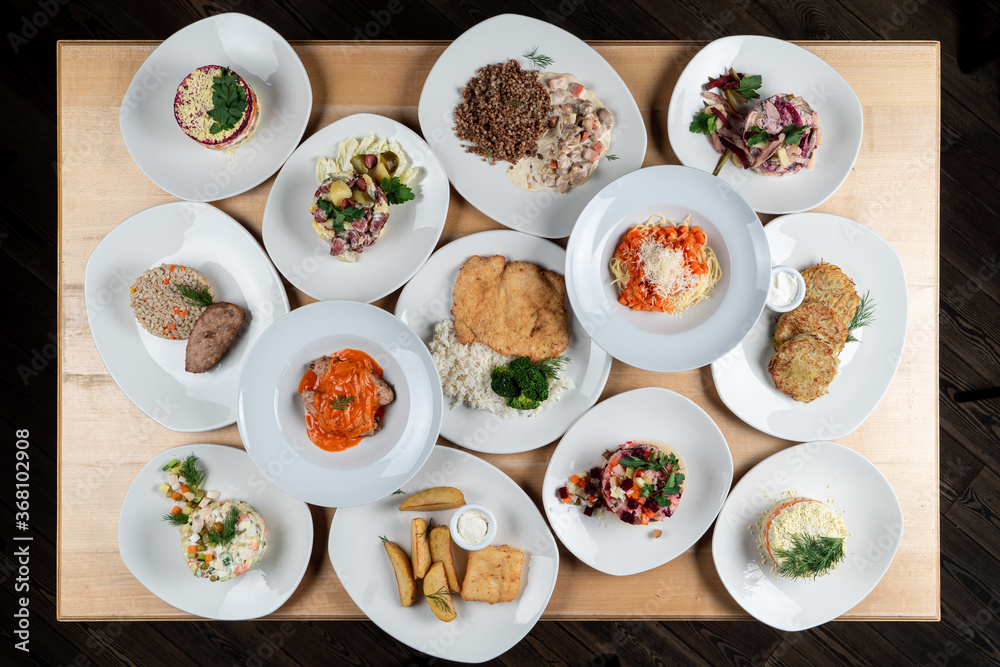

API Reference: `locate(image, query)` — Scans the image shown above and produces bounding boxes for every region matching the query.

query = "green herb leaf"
[379,535,389,543]
[782,124,807,146]
[746,127,771,147]
[537,355,570,380]
[689,111,719,135]
[179,455,205,491]
[162,512,189,526]
[773,534,846,579]
[316,197,365,234]
[425,587,454,614]
[508,99,523,107]
[417,518,435,538]
[484,148,493,166]
[380,176,415,205]
[605,154,619,161]
[176,284,213,308]
[845,291,876,343]
[330,395,355,410]
[523,47,554,69]
[204,505,241,548]
[392,489,405,496]
[207,68,248,134]
[733,74,762,100]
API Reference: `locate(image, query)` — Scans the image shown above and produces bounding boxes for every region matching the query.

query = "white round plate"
[330,445,559,663]
[394,230,611,454]
[262,113,450,302]
[710,212,908,441]
[542,387,733,576]
[565,165,770,373]
[119,13,312,202]
[118,443,313,620]
[236,300,442,507]
[667,35,863,215]
[417,13,647,238]
[712,441,903,631]
[84,202,289,432]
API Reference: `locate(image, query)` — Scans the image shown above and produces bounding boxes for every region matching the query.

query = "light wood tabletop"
[57,40,939,621]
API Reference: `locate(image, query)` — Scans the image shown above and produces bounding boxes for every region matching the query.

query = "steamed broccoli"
[490,367,520,398]
[506,395,541,410]
[507,356,534,372]
[514,364,549,401]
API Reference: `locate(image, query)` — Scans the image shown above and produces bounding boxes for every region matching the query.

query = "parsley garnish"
[316,197,365,234]
[746,127,771,147]
[689,111,719,135]
[329,395,355,410]
[782,124,807,146]
[204,505,241,547]
[207,68,248,134]
[523,47,554,69]
[379,176,415,205]
[733,74,762,100]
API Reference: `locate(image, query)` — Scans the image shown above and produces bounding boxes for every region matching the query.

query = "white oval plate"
[542,387,733,576]
[118,443,313,620]
[710,212,908,441]
[712,441,903,631]
[330,445,559,663]
[417,13,647,238]
[565,165,770,373]
[394,230,611,454]
[262,113,450,302]
[84,202,289,432]
[666,35,863,214]
[236,300,442,507]
[119,13,312,202]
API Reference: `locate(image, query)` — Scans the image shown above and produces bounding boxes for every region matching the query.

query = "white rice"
[429,319,574,418]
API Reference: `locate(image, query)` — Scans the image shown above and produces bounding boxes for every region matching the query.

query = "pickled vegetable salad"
[159,455,267,582]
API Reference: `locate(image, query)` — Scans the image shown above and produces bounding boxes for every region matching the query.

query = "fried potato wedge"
[410,518,432,579]
[429,525,461,594]
[423,561,456,622]
[398,487,466,512]
[382,540,417,607]
[461,544,525,604]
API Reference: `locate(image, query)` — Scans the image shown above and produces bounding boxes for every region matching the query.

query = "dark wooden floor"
[3,0,999,665]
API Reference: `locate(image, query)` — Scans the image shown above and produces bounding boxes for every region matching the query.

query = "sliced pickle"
[379,151,399,175]
[350,154,368,174]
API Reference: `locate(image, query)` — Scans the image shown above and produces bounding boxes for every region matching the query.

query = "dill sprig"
[179,454,205,492]
[176,284,213,308]
[392,489,405,495]
[845,291,876,343]
[379,535,389,543]
[330,395,355,410]
[162,512,189,526]
[204,505,241,547]
[605,154,619,161]
[425,587,454,614]
[773,534,846,579]
[417,518,435,538]
[537,355,570,380]
[522,47,554,69]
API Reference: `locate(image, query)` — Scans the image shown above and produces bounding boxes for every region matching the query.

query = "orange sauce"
[298,349,387,452]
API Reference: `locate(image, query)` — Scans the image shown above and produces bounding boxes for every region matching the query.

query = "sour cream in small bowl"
[766,265,806,313]
[449,504,497,551]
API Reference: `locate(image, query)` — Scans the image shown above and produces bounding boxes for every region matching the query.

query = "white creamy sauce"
[456,509,490,544]
[768,271,799,307]
[507,72,612,194]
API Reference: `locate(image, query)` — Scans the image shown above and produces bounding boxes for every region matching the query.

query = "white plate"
[394,230,611,454]
[262,113,450,302]
[236,300,443,507]
[330,445,559,663]
[417,13,647,238]
[118,443,313,620]
[542,387,733,576]
[710,212,908,441]
[711,441,903,631]
[565,165,770,372]
[666,35,863,214]
[84,202,289,432]
[119,13,312,202]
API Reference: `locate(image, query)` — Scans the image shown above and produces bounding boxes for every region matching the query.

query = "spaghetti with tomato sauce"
[609,215,721,314]
[298,349,393,452]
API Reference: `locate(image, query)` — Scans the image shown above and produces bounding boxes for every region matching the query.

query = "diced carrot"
[568,82,586,97]
[180,484,188,493]
[179,310,189,317]
[250,539,259,551]
[167,323,176,331]
[171,492,181,500]
[562,495,572,504]
[162,277,170,284]
[168,336,176,340]
[580,132,589,142]
[570,475,581,484]
[170,506,181,515]
[549,159,558,170]
[187,544,197,554]
[640,514,650,525]
[173,308,181,315]
[169,265,176,272]
[204,554,214,562]
[592,141,604,153]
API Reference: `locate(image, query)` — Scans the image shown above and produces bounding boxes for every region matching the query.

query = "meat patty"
[768,333,840,403]
[451,255,569,363]
[371,373,394,406]
[800,262,860,327]
[773,302,848,354]
[184,302,245,373]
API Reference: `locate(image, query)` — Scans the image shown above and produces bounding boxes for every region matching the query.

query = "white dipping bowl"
[766,265,806,313]
[449,504,498,552]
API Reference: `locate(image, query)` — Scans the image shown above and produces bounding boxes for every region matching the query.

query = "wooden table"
[57,41,940,621]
